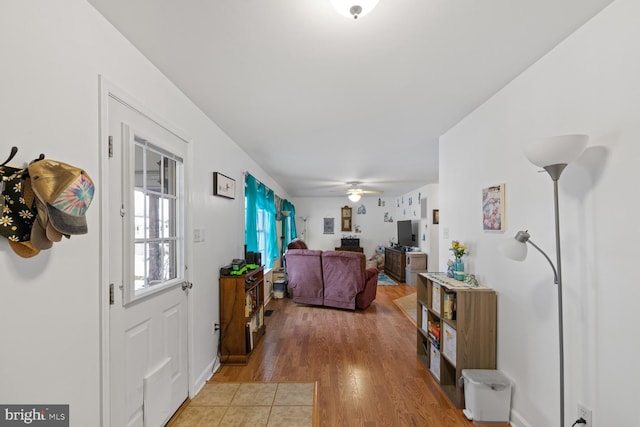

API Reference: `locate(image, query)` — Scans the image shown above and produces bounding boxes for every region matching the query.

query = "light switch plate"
[193,228,205,243]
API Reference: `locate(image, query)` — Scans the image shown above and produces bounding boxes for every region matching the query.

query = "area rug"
[377,271,397,286]
[393,293,417,326]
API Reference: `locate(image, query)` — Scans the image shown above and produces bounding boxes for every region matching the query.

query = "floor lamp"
[502,134,588,427]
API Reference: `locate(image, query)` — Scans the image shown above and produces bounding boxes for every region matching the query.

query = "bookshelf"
[416,272,497,408]
[219,266,265,364]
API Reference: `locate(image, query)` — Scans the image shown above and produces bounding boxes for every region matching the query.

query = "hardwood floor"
[199,283,491,427]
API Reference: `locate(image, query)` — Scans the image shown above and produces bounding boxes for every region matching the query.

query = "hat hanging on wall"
[28,159,95,236]
[0,166,40,258]
[0,148,95,257]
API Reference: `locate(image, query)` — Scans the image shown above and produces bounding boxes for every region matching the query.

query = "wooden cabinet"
[219,266,265,364]
[384,247,406,282]
[416,273,496,408]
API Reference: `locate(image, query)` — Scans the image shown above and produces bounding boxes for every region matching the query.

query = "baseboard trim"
[193,358,217,397]
[509,409,532,427]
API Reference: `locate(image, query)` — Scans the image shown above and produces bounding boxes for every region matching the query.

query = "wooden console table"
[384,247,406,282]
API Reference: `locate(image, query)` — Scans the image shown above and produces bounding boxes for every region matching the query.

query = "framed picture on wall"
[341,206,352,232]
[323,218,334,234]
[213,172,235,199]
[433,209,439,224]
[482,184,505,231]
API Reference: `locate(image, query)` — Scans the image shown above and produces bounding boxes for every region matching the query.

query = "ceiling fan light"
[348,193,361,202]
[330,0,379,19]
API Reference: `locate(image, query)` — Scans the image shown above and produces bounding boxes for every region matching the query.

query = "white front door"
[108,95,189,427]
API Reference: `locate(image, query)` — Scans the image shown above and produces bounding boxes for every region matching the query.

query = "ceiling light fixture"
[348,193,361,202]
[330,0,379,19]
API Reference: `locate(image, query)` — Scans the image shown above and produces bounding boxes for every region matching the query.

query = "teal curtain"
[282,199,297,247]
[265,188,279,267]
[245,174,258,252]
[245,173,293,269]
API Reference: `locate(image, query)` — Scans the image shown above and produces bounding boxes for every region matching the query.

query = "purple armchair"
[322,251,378,310]
[285,249,324,306]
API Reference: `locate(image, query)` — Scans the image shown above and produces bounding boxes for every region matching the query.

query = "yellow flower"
[450,240,468,259]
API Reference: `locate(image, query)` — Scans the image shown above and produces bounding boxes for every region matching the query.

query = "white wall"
[0,1,288,425]
[439,0,639,425]
[291,196,397,256]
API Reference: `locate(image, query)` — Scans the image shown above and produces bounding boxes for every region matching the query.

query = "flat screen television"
[397,220,416,247]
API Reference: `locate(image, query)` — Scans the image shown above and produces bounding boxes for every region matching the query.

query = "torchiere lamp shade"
[524,134,588,168]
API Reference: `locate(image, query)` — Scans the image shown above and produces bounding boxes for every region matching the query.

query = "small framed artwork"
[482,184,506,231]
[213,172,235,199]
[433,209,439,224]
[323,218,335,234]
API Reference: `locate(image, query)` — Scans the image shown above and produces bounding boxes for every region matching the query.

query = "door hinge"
[109,283,114,305]
[108,136,113,158]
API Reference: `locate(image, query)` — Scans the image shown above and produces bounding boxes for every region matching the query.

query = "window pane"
[147,241,164,285]
[134,242,146,290]
[147,194,162,239]
[134,145,144,188]
[146,150,162,193]
[134,191,146,239]
[165,240,177,281]
[146,241,177,285]
[163,157,177,196]
[162,198,175,239]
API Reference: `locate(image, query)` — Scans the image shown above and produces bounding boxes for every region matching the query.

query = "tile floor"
[169,382,316,427]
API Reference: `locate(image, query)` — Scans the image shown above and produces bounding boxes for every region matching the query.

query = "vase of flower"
[449,240,468,281]
[453,258,464,281]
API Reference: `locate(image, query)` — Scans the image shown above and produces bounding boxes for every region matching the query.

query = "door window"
[125,133,184,303]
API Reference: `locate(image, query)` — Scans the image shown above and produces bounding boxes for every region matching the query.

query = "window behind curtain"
[256,209,266,264]
[245,174,278,269]
[282,199,297,247]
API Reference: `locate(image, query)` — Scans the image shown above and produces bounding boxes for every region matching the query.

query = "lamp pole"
[510,134,587,427]
[545,163,568,427]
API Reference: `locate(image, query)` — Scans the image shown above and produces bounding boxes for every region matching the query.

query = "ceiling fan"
[335,181,383,202]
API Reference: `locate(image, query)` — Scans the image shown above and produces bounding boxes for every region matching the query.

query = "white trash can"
[461,369,511,425]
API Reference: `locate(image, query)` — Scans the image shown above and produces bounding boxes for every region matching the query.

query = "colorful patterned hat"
[28,159,94,235]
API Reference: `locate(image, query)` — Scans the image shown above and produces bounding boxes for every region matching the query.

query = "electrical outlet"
[578,403,592,427]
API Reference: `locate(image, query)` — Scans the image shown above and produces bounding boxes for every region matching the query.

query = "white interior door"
[108,95,189,427]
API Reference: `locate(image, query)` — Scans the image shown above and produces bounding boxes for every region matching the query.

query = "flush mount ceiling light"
[330,0,379,19]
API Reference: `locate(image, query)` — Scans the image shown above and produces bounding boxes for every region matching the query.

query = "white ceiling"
[88,0,614,198]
